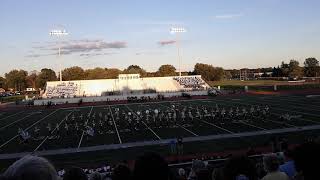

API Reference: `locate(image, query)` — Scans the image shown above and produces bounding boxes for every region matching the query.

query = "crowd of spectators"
[173,77,206,89]
[0,141,319,180]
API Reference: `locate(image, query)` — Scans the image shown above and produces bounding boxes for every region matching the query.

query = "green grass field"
[0,94,320,168]
[208,80,320,91]
[209,80,283,86]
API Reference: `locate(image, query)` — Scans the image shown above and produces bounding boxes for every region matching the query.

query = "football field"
[0,94,320,160]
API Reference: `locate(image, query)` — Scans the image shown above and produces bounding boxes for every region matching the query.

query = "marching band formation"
[18,103,276,144]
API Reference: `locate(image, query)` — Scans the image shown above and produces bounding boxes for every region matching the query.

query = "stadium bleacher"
[43,75,209,99]
[173,76,206,89]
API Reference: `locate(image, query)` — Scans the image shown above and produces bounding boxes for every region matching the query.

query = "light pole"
[49,29,68,81]
[170,27,186,77]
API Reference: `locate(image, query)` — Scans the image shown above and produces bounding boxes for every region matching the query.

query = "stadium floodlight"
[170,27,187,33]
[49,29,69,81]
[170,27,186,77]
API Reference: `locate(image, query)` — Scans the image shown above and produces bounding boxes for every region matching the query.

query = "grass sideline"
[0,95,25,103]
[208,80,320,91]
[209,80,282,86]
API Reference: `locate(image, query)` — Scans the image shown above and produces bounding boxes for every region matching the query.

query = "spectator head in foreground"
[3,155,58,180]
[262,154,288,180]
[263,154,280,173]
[211,168,223,180]
[133,152,169,180]
[178,168,186,177]
[223,156,257,180]
[63,166,87,180]
[293,142,320,180]
[90,172,102,180]
[188,160,206,180]
[178,168,187,180]
[112,164,131,180]
[279,149,296,178]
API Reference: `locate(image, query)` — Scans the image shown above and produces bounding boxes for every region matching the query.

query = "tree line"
[0,57,319,91]
[0,65,180,91]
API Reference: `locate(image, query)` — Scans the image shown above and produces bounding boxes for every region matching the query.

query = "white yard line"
[0,109,59,150]
[157,103,199,137]
[177,124,199,136]
[108,106,122,144]
[34,111,73,152]
[238,121,267,131]
[141,121,162,140]
[0,114,33,131]
[189,100,266,132]
[125,105,162,140]
[0,111,24,121]
[200,120,235,134]
[209,99,316,126]
[77,106,94,148]
[257,98,320,112]
[242,98,320,118]
[266,119,297,128]
[232,98,320,118]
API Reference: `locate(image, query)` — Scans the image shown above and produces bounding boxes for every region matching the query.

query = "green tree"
[0,76,6,89]
[36,68,57,89]
[213,67,225,81]
[5,69,28,91]
[157,64,176,76]
[288,60,303,78]
[280,61,290,77]
[123,65,147,77]
[272,66,282,77]
[26,70,38,89]
[193,63,215,81]
[62,66,86,80]
[85,67,109,79]
[304,57,320,77]
[193,63,225,81]
[105,68,122,79]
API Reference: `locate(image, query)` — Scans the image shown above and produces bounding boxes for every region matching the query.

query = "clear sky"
[1,0,320,75]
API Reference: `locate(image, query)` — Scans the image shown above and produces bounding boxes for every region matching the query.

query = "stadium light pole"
[49,29,69,81]
[170,27,186,77]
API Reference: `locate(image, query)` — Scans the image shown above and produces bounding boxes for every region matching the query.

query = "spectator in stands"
[177,168,187,180]
[112,164,131,180]
[279,138,289,152]
[255,162,267,179]
[211,168,223,180]
[90,172,102,180]
[188,160,205,180]
[133,152,169,180]
[262,154,289,180]
[195,169,210,180]
[0,175,5,180]
[3,155,58,180]
[279,150,296,179]
[246,146,256,156]
[222,156,257,180]
[293,142,320,180]
[63,166,87,180]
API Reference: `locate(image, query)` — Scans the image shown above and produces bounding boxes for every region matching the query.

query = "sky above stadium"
[1,0,320,75]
